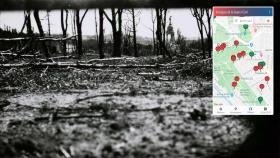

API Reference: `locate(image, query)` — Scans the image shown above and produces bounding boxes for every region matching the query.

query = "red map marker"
[234,76,240,82]
[253,66,259,72]
[234,40,239,47]
[221,43,226,50]
[265,76,270,83]
[259,84,265,91]
[232,81,237,89]
[258,64,263,71]
[215,46,220,52]
[241,51,246,57]
[231,55,236,62]
[237,52,242,59]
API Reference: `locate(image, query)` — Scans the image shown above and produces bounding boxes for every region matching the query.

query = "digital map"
[213,7,274,115]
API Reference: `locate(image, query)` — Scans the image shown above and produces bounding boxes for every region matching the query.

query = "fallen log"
[51,55,73,59]
[74,90,194,104]
[0,37,30,41]
[38,35,77,41]
[60,146,71,158]
[75,92,136,103]
[0,62,181,69]
[0,48,14,53]
[0,35,77,42]
[0,87,20,93]
[34,113,104,121]
[0,53,39,58]
[137,72,161,75]
[0,59,211,69]
[86,57,136,63]
[38,55,74,62]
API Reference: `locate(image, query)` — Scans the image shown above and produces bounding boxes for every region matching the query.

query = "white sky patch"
[0,9,207,40]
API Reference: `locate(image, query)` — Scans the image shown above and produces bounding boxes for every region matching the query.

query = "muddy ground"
[0,55,253,158]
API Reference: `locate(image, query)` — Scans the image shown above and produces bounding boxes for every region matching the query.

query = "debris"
[60,146,71,158]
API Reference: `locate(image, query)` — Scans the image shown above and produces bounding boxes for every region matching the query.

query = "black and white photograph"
[0,0,279,158]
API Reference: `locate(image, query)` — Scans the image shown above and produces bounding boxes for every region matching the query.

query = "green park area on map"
[213,19,271,106]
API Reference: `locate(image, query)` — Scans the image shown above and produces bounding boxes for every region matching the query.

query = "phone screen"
[212,6,274,115]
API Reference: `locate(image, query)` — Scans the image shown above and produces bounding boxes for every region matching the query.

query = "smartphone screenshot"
[213,6,274,115]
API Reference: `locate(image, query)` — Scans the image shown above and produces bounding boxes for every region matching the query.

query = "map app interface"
[212,7,273,115]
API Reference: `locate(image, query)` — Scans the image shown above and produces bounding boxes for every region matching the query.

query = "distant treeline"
[0,8,212,60]
[0,28,27,38]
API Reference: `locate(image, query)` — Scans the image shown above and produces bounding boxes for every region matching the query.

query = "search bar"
[233,17,253,24]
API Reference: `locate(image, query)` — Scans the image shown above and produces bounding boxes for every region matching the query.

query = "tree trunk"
[111,9,122,57]
[34,9,50,59]
[111,9,119,57]
[156,8,163,57]
[207,34,212,58]
[72,10,77,52]
[206,9,212,58]
[20,10,33,35]
[161,8,171,58]
[20,12,27,33]
[132,9,138,57]
[191,8,206,59]
[98,9,105,59]
[113,32,121,57]
[162,9,167,46]
[76,9,83,58]
[104,8,122,57]
[200,21,206,59]
[117,9,123,57]
[94,9,99,44]
[151,11,157,55]
[61,9,68,56]
[46,11,51,36]
[152,27,156,55]
[155,8,170,58]
[26,11,33,36]
[34,10,44,37]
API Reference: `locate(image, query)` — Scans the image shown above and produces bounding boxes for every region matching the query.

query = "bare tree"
[18,10,33,53]
[155,8,163,57]
[151,10,157,54]
[131,8,138,57]
[203,8,213,58]
[46,10,51,36]
[98,8,105,59]
[122,9,140,57]
[34,9,50,59]
[20,14,26,33]
[103,8,123,57]
[34,10,44,38]
[61,9,68,55]
[20,10,33,35]
[191,8,206,59]
[72,11,76,36]
[162,8,167,46]
[155,8,171,58]
[71,10,77,52]
[94,9,99,44]
[142,10,156,55]
[75,9,88,58]
[123,21,132,55]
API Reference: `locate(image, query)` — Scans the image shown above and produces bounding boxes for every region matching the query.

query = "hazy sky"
[0,9,207,40]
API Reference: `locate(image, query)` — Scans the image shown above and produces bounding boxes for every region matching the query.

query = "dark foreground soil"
[0,55,254,158]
